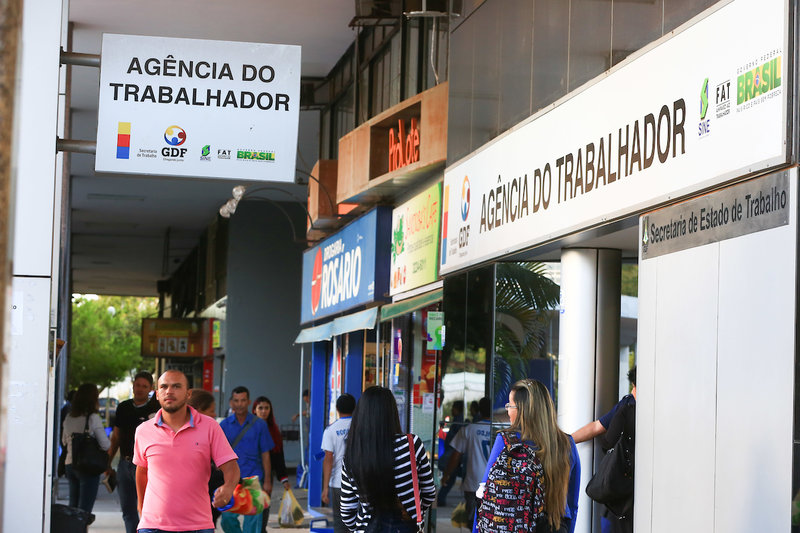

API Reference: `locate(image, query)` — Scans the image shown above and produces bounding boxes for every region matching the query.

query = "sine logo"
[164,125,186,146]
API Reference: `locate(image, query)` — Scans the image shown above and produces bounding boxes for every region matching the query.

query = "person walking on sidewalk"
[340,386,436,533]
[321,393,356,533]
[108,371,160,533]
[134,370,240,533]
[62,383,111,513]
[219,386,274,533]
[253,395,291,533]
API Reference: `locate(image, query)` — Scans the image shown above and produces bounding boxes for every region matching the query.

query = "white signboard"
[441,0,787,274]
[95,34,301,182]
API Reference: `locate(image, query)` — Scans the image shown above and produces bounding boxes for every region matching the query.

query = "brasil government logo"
[460,176,470,221]
[164,125,186,146]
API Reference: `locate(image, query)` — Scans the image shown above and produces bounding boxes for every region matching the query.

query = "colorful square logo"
[116,122,131,159]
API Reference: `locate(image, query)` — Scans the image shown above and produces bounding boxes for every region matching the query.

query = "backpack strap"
[231,415,257,449]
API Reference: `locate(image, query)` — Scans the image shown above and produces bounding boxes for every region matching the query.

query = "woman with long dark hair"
[340,386,436,533]
[477,379,580,533]
[253,396,290,532]
[61,383,111,513]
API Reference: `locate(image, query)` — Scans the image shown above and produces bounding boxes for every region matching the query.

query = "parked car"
[98,397,118,427]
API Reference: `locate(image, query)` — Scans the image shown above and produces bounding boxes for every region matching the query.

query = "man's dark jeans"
[118,458,139,533]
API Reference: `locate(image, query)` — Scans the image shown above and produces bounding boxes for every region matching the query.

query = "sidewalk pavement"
[53,471,316,533]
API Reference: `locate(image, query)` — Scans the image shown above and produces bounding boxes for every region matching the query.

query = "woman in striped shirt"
[341,386,436,533]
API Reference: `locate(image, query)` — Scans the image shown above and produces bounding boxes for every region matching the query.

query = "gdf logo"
[460,176,470,221]
[163,125,187,158]
[310,248,323,315]
[164,125,186,146]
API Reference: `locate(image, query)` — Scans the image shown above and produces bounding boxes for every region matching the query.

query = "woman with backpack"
[476,379,580,533]
[340,386,436,533]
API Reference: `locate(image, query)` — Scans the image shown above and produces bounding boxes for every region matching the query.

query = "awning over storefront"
[380,288,443,322]
[294,307,379,344]
[330,307,378,337]
[294,321,334,344]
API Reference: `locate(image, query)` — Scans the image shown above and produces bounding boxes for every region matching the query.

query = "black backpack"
[476,433,545,532]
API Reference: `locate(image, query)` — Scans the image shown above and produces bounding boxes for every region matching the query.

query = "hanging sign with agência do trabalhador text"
[95,34,301,182]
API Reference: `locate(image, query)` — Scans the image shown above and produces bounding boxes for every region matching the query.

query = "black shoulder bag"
[71,415,108,476]
[585,429,634,517]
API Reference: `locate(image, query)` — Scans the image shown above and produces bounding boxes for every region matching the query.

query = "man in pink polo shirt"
[134,370,240,533]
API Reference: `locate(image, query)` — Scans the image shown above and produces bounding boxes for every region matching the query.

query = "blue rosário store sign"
[300,207,391,324]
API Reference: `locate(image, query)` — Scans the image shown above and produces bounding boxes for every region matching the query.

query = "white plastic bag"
[278,488,304,527]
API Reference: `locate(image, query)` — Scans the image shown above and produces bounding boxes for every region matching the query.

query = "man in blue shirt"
[573,366,636,533]
[219,386,274,533]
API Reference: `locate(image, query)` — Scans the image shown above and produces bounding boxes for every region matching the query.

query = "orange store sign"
[388,118,420,172]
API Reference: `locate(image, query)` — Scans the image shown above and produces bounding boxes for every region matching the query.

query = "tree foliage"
[69,295,158,390]
[621,264,638,297]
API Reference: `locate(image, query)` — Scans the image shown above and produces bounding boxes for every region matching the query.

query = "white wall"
[636,171,796,533]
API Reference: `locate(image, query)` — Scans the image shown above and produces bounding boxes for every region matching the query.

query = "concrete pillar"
[557,248,621,533]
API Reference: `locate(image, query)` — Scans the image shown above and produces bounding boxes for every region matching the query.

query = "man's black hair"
[478,397,491,419]
[134,371,154,386]
[336,393,356,415]
[302,389,309,398]
[628,366,637,387]
[231,386,250,399]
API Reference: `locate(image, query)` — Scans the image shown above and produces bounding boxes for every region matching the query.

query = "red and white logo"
[311,248,323,315]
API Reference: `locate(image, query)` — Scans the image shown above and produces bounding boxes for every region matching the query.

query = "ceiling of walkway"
[68,0,357,296]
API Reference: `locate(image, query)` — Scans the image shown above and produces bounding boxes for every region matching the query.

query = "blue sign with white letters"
[300,207,390,324]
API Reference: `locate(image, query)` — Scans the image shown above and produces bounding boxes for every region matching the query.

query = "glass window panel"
[569,0,611,91]
[611,0,663,66]
[359,68,370,125]
[664,0,719,33]
[320,108,331,159]
[493,262,560,424]
[499,0,533,132]
[447,13,474,163]
[372,54,384,117]
[390,34,401,106]
[405,21,420,98]
[532,0,569,112]
[470,0,501,151]
[436,20,449,86]
[334,85,355,154]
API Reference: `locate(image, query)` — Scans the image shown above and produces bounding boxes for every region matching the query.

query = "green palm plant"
[493,262,560,405]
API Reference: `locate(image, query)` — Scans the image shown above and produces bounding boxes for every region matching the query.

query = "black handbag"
[585,431,633,517]
[71,415,108,476]
[57,447,67,477]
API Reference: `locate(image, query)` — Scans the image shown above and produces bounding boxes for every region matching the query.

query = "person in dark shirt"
[572,366,637,533]
[107,371,160,533]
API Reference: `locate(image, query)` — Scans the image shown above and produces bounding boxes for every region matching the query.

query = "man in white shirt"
[321,393,356,533]
[441,397,492,529]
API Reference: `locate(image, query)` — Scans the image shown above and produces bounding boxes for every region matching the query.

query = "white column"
[3,0,68,531]
[558,248,621,533]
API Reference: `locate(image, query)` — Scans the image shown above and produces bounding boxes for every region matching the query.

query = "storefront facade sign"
[441,0,787,274]
[390,183,441,295]
[300,207,391,324]
[96,34,301,182]
[141,318,213,357]
[641,170,790,259]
